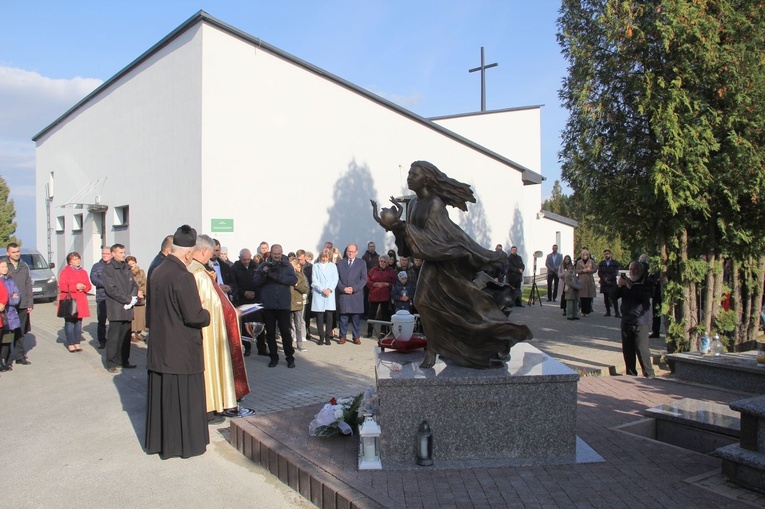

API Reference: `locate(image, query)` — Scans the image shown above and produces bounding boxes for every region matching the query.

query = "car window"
[21,254,50,270]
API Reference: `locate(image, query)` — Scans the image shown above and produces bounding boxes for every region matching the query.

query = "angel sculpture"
[372,161,532,369]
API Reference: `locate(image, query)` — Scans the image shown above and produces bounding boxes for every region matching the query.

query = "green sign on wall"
[211,218,234,232]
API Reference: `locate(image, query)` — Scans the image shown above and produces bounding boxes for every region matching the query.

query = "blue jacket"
[90,259,109,302]
[310,261,338,312]
[1,275,21,330]
[252,260,297,310]
[391,280,415,312]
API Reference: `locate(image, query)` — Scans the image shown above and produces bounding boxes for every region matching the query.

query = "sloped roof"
[33,10,543,185]
[539,209,578,227]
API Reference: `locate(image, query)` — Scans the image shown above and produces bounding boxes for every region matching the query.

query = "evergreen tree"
[0,177,18,245]
[558,0,765,349]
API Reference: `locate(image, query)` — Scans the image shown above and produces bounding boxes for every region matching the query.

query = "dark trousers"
[580,297,593,315]
[313,311,334,341]
[546,273,559,300]
[105,320,132,368]
[652,299,662,335]
[603,294,620,315]
[96,299,108,345]
[508,277,523,306]
[324,310,337,334]
[1,330,13,365]
[363,287,370,319]
[303,295,312,338]
[263,308,294,362]
[13,308,29,361]
[621,323,655,377]
[339,313,361,339]
[367,301,391,336]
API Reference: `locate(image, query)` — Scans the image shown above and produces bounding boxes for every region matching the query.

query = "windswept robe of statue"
[372,160,532,369]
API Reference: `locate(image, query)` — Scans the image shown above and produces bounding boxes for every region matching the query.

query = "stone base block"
[716,443,765,494]
[375,342,579,467]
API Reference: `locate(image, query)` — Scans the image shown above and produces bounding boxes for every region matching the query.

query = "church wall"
[35,26,206,270]
[198,24,532,272]
[432,108,542,172]
[34,17,558,279]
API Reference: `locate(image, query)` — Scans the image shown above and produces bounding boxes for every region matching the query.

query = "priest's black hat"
[173,224,197,247]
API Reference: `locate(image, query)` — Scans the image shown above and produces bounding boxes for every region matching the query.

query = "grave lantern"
[416,420,434,466]
[358,414,382,470]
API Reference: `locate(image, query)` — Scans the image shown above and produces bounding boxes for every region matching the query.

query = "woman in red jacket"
[58,252,92,352]
[0,276,8,372]
[366,254,397,338]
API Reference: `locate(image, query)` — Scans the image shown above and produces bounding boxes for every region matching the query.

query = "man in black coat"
[598,249,621,317]
[144,225,211,459]
[253,244,298,368]
[231,248,265,356]
[89,246,112,349]
[4,243,34,365]
[102,243,140,372]
[145,234,173,329]
[507,246,525,307]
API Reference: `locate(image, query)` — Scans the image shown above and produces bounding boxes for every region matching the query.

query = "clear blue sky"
[0,0,569,247]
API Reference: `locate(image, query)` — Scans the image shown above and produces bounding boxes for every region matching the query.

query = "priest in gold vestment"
[189,235,238,416]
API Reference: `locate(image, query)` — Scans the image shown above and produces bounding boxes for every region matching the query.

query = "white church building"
[34,11,575,278]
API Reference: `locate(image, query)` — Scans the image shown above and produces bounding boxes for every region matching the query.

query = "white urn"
[390,310,415,341]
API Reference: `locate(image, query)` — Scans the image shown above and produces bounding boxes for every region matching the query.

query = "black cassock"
[144,255,210,459]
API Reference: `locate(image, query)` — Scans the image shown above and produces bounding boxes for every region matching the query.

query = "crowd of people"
[0,228,664,458]
[43,229,425,459]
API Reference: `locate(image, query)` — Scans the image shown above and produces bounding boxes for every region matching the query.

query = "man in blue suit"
[336,244,367,344]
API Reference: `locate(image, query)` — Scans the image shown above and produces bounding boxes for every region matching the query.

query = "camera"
[620,273,628,279]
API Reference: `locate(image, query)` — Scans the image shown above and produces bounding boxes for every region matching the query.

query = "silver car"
[0,248,58,302]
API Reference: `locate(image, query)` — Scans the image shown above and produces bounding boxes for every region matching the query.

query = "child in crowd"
[391,271,415,313]
[564,265,580,320]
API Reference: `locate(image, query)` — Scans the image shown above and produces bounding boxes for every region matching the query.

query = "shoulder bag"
[57,292,78,318]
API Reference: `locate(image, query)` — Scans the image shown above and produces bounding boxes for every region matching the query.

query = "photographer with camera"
[252,244,298,368]
[611,261,656,379]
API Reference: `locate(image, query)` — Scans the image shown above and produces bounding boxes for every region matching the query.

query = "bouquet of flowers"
[309,392,364,437]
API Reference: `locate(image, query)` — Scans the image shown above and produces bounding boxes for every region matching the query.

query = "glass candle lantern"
[358,414,382,470]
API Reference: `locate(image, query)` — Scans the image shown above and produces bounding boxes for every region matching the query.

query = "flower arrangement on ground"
[309,392,365,436]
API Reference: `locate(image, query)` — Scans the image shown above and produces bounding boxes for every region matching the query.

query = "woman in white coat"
[311,248,339,345]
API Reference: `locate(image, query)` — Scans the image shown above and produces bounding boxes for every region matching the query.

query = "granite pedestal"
[375,342,580,468]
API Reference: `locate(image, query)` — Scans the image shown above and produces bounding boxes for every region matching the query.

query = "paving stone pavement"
[3,296,760,509]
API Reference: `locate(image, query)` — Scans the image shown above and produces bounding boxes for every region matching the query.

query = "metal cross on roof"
[468,47,498,112]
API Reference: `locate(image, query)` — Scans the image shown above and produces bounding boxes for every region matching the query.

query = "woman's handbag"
[57,292,78,318]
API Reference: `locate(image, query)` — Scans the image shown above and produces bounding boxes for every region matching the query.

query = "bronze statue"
[372,161,532,369]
